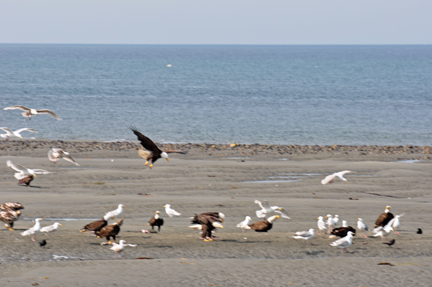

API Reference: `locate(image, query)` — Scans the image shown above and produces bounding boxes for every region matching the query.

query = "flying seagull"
[0,127,38,140]
[321,170,352,185]
[48,148,80,166]
[4,105,62,121]
[131,127,186,168]
[7,160,52,180]
[254,199,290,220]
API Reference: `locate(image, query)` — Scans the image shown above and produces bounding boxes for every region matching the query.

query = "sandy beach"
[1,140,432,286]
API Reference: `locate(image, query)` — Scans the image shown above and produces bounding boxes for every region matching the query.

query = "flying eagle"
[4,105,62,121]
[130,127,187,168]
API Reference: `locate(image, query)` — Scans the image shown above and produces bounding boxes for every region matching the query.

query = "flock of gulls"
[1,105,407,258]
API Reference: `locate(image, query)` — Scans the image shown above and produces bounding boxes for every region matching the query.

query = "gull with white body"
[4,105,62,121]
[104,204,125,221]
[40,222,62,233]
[330,231,354,253]
[254,199,290,220]
[7,160,52,180]
[293,228,315,245]
[48,148,80,166]
[164,204,181,218]
[0,127,38,140]
[21,218,44,241]
[321,170,352,185]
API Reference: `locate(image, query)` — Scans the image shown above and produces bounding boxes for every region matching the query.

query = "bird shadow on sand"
[305,250,325,256]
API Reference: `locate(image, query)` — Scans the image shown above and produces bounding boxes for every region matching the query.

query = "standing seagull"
[164,204,181,218]
[293,228,315,245]
[391,214,404,234]
[330,231,354,253]
[4,105,62,121]
[321,170,352,185]
[131,127,186,168]
[317,216,327,234]
[48,148,80,166]
[40,222,62,233]
[104,204,125,221]
[7,160,52,181]
[21,218,44,241]
[236,216,252,232]
[0,127,38,140]
[357,218,369,238]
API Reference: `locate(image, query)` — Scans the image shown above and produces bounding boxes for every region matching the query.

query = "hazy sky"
[1,0,431,45]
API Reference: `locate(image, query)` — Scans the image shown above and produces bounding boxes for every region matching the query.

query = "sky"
[1,0,431,45]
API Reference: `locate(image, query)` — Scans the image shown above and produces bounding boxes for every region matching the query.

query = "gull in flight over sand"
[4,105,62,121]
[0,127,38,140]
[321,170,352,185]
[164,204,181,218]
[330,230,354,253]
[254,199,290,220]
[7,160,52,180]
[48,148,80,166]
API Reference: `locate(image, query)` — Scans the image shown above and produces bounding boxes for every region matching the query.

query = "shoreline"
[1,139,431,161]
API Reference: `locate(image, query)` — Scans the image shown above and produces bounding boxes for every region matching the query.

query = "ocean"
[0,44,431,145]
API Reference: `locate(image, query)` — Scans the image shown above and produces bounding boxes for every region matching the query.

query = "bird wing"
[274,208,290,219]
[0,127,13,134]
[15,128,38,134]
[7,160,27,172]
[336,170,352,176]
[4,105,30,111]
[295,230,310,236]
[163,149,188,154]
[47,149,59,162]
[40,225,55,232]
[131,127,161,153]
[63,155,80,166]
[321,174,336,185]
[32,169,52,175]
[254,199,271,211]
[36,109,62,120]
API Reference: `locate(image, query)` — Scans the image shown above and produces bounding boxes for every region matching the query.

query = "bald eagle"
[190,213,224,241]
[97,218,123,244]
[148,211,164,232]
[375,206,394,228]
[80,218,108,233]
[131,127,187,168]
[248,215,280,232]
[331,226,356,238]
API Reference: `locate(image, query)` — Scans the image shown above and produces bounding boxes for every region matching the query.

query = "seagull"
[110,240,127,258]
[333,215,340,226]
[341,220,348,227]
[391,214,404,234]
[40,222,62,233]
[236,216,252,232]
[325,214,336,233]
[4,105,62,121]
[254,199,290,219]
[21,218,43,241]
[293,228,315,245]
[373,220,394,240]
[7,160,52,180]
[48,148,80,166]
[103,204,125,221]
[164,204,181,218]
[0,127,38,140]
[317,216,327,234]
[330,231,354,253]
[356,218,369,238]
[321,170,352,185]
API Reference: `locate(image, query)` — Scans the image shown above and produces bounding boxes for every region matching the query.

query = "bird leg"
[149,164,153,169]
[31,237,36,242]
[144,161,149,166]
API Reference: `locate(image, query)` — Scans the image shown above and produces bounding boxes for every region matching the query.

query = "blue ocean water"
[0,44,431,145]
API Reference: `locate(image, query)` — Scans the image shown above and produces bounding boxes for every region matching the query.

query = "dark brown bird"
[189,213,224,241]
[0,210,21,230]
[97,218,123,244]
[131,127,187,168]
[38,239,47,247]
[18,175,34,187]
[1,202,25,212]
[382,239,396,247]
[148,211,164,232]
[200,212,225,223]
[375,205,394,228]
[331,226,356,238]
[248,215,280,232]
[80,218,108,233]
[417,228,423,235]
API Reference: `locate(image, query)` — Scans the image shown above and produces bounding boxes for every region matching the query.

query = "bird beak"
[164,205,166,208]
[317,217,319,220]
[59,224,63,226]
[345,182,349,184]
[34,175,37,177]
[123,205,126,207]
[249,218,251,221]
[166,158,169,162]
[325,216,328,218]
[41,218,44,220]
[356,218,359,220]
[20,137,23,139]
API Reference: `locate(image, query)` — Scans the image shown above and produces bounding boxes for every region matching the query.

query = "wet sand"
[1,141,432,286]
